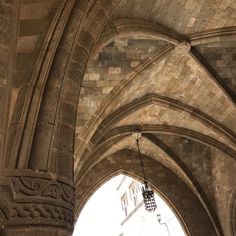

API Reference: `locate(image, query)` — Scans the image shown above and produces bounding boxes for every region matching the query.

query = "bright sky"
[73,175,185,236]
[73,176,123,236]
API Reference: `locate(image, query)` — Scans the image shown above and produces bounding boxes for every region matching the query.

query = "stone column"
[0,0,77,235]
[0,169,74,236]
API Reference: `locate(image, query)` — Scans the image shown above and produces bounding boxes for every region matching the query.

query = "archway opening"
[73,174,186,236]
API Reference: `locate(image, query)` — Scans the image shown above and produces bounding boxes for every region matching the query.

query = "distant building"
[116,176,185,236]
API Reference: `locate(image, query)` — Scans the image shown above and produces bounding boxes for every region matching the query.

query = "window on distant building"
[129,181,139,207]
[121,193,128,217]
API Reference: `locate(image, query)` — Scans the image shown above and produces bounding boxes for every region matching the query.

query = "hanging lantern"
[142,181,157,212]
[132,132,157,212]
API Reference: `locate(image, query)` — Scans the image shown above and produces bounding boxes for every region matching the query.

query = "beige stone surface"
[0,0,235,235]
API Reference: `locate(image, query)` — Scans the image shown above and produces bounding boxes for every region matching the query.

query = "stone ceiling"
[73,1,236,235]
[112,0,236,34]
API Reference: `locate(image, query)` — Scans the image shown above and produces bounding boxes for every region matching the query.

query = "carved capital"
[0,170,75,232]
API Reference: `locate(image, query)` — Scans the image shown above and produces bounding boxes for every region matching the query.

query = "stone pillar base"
[2,227,71,236]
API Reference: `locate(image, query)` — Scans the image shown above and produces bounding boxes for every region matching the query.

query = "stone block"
[108,67,121,74]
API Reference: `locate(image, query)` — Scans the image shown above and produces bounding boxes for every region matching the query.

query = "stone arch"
[75,169,189,234]
[75,149,221,235]
[75,124,235,224]
[78,125,236,180]
[90,94,236,147]
[76,94,236,172]
[6,0,123,174]
[91,18,182,57]
[28,0,122,177]
[92,18,236,57]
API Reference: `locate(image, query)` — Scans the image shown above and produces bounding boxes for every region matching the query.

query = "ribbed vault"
[73,1,236,235]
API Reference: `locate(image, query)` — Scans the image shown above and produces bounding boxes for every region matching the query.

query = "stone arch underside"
[75,150,220,236]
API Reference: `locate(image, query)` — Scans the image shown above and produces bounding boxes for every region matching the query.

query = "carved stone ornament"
[0,169,75,232]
